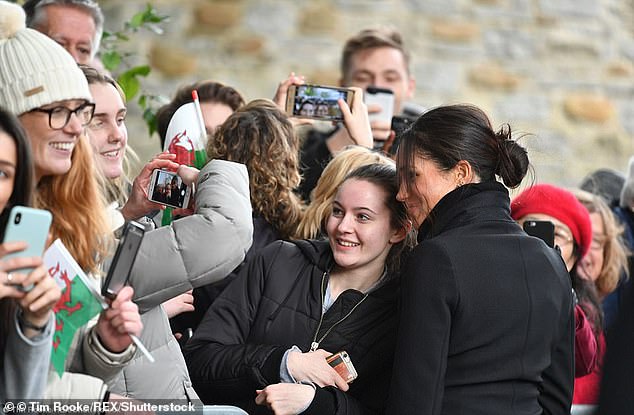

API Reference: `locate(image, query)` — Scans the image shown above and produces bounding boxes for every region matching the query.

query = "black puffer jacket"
[184,239,398,415]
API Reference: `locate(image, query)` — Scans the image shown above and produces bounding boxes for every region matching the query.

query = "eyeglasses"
[590,236,606,252]
[554,227,574,246]
[31,102,95,130]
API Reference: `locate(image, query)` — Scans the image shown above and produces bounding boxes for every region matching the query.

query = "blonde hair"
[297,146,395,239]
[80,64,138,206]
[207,99,304,239]
[574,189,630,297]
[35,135,112,274]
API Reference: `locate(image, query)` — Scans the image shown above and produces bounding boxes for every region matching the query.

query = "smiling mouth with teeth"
[338,240,360,247]
[102,150,120,158]
[49,142,75,151]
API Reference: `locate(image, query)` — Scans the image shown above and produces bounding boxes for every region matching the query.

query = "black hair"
[341,163,412,274]
[156,81,245,147]
[0,108,34,236]
[398,104,530,197]
[0,106,35,367]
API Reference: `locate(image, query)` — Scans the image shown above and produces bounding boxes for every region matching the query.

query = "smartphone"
[365,86,394,124]
[285,84,354,121]
[326,351,358,383]
[388,115,414,156]
[523,220,555,248]
[102,221,145,299]
[147,169,192,209]
[2,206,52,290]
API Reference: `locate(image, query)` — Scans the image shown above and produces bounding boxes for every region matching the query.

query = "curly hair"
[297,146,394,239]
[207,99,304,239]
[35,135,112,274]
[574,189,630,297]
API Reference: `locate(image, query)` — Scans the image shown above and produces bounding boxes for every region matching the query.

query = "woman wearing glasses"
[0,1,142,401]
[511,184,604,390]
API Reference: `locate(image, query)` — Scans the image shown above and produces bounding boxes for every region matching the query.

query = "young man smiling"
[298,26,418,202]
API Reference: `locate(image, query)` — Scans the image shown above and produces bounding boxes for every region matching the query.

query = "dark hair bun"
[495,125,529,188]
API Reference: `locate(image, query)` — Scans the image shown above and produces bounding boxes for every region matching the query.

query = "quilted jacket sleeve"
[129,160,253,312]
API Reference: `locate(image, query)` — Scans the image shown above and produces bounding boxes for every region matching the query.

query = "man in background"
[23,0,104,66]
[298,26,419,201]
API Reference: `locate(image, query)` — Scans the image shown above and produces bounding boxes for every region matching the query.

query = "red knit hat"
[511,183,592,257]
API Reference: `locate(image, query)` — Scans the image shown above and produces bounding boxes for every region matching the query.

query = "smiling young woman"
[185,163,412,415]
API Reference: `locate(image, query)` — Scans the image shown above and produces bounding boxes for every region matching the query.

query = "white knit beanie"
[0,0,91,116]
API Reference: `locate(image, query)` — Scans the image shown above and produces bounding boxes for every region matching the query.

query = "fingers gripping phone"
[285,84,354,122]
[2,206,52,291]
[102,221,145,300]
[147,169,192,209]
[523,220,555,248]
[326,351,358,383]
[365,86,394,124]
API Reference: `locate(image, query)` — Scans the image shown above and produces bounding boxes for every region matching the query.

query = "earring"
[457,179,465,187]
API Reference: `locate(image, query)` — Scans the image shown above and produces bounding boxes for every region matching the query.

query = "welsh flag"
[44,240,105,376]
[161,91,208,225]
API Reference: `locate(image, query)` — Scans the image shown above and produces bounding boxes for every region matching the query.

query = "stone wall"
[102,0,634,188]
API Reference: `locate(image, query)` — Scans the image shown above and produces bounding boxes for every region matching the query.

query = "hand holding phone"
[102,221,145,300]
[285,84,354,122]
[2,206,52,292]
[147,169,192,210]
[326,351,358,384]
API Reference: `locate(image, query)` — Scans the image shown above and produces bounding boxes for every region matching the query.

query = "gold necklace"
[309,270,370,352]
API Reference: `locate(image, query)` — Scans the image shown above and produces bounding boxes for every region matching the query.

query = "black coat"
[184,239,398,414]
[387,181,575,415]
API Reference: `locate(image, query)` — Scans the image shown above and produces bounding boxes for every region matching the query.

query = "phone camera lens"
[14,213,21,224]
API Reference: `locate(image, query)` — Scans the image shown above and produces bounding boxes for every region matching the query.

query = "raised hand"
[120,152,180,221]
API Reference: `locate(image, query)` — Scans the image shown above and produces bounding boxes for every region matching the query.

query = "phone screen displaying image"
[289,85,353,121]
[148,169,191,209]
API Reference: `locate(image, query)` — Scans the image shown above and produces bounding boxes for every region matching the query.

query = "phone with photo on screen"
[2,206,52,292]
[285,84,355,122]
[147,169,192,209]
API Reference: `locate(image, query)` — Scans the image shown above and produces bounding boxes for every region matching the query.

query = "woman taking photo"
[0,108,61,401]
[387,104,574,415]
[185,163,411,415]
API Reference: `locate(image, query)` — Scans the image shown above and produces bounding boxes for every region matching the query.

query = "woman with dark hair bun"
[387,104,575,415]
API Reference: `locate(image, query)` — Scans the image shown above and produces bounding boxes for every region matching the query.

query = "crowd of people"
[1,1,633,414]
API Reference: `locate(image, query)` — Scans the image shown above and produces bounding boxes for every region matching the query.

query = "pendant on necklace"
[310,341,319,352]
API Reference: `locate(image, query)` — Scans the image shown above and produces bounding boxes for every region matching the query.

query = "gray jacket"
[1,311,54,401]
[107,159,253,400]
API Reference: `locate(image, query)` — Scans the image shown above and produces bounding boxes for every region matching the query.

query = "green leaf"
[117,73,141,101]
[101,51,121,72]
[127,65,151,77]
[143,107,158,137]
[138,94,147,109]
[115,32,130,41]
[129,10,145,29]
